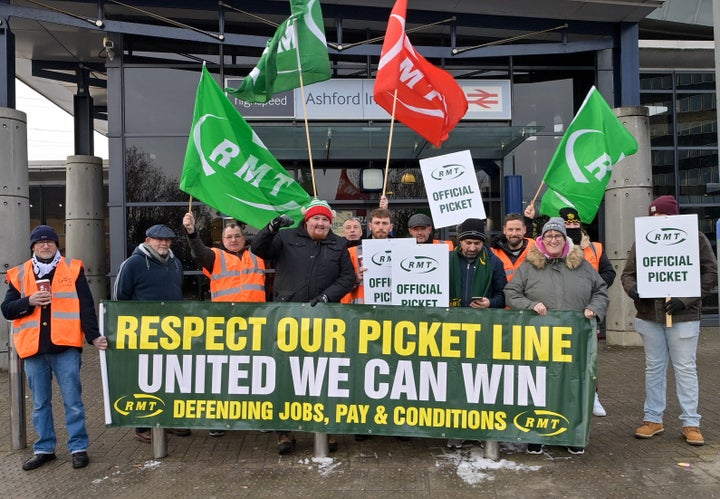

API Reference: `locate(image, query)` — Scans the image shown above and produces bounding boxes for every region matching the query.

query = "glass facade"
[641,71,718,317]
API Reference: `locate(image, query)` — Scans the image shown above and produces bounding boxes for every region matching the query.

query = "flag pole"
[529,181,545,208]
[382,89,399,197]
[188,196,193,212]
[293,18,318,198]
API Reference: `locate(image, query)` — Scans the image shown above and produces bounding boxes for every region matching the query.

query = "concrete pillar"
[65,156,106,305]
[604,106,651,346]
[0,107,30,448]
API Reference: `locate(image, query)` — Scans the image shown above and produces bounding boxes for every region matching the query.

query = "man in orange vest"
[182,213,266,437]
[2,225,108,471]
[183,212,266,304]
[490,213,536,282]
[560,207,616,418]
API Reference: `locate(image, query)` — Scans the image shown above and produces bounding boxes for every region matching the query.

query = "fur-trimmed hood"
[525,243,585,270]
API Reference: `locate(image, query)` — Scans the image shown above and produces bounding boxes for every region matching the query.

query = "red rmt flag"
[373,0,468,147]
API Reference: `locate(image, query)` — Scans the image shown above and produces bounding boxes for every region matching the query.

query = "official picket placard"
[635,214,701,298]
[391,242,449,307]
[100,301,597,447]
[419,150,486,228]
[362,239,393,305]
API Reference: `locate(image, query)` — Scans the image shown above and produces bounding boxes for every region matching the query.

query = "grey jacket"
[504,243,609,320]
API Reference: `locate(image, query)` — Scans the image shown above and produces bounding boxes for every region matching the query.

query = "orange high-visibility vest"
[7,258,83,358]
[584,242,603,272]
[491,238,535,281]
[341,245,364,304]
[203,248,266,302]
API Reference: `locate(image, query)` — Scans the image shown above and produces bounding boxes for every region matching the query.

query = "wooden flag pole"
[188,196,193,212]
[293,19,318,198]
[382,89,399,197]
[529,181,545,208]
[666,297,673,327]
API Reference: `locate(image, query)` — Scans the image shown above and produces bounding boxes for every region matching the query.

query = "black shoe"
[22,453,56,470]
[277,433,296,455]
[526,444,543,455]
[328,436,338,453]
[72,451,89,469]
[567,446,585,455]
[208,430,225,437]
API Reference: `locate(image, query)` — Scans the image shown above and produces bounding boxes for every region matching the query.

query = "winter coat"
[449,246,507,308]
[113,244,184,300]
[251,223,355,303]
[504,242,609,320]
[620,231,717,323]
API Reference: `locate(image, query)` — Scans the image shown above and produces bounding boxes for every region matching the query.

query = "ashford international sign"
[100,301,596,447]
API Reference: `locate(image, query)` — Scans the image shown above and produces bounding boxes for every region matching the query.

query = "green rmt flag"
[540,86,638,222]
[180,65,311,228]
[226,0,331,103]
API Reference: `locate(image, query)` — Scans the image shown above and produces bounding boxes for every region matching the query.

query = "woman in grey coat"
[504,217,609,456]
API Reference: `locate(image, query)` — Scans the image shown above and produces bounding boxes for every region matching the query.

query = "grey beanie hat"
[541,217,567,238]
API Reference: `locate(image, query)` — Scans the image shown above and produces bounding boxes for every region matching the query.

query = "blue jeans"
[24,348,89,454]
[635,318,701,427]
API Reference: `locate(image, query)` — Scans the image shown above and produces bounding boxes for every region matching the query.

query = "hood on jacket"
[525,243,585,270]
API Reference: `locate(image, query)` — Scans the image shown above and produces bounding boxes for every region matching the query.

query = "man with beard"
[251,199,355,454]
[113,224,191,443]
[490,213,536,282]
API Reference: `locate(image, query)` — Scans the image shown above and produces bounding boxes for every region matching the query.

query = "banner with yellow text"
[100,301,596,447]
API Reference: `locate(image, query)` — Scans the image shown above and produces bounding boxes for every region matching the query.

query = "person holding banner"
[446,218,506,449]
[2,225,108,470]
[251,198,355,454]
[112,224,191,444]
[621,195,717,447]
[504,217,608,455]
[182,213,266,436]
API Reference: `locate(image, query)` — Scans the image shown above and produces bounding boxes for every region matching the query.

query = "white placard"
[361,239,393,305]
[635,214,701,298]
[419,150,486,229]
[391,240,449,307]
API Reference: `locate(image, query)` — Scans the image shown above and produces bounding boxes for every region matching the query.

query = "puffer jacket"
[251,223,355,303]
[504,242,609,320]
[620,232,717,323]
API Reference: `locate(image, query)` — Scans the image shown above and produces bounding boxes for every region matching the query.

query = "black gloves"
[269,214,293,232]
[310,294,328,307]
[627,286,640,301]
[665,298,685,315]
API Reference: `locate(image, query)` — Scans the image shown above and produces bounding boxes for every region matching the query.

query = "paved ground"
[2,329,720,498]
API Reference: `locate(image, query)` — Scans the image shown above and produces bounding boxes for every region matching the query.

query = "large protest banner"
[100,301,596,447]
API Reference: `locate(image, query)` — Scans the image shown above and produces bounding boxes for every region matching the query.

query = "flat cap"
[145,224,176,239]
[408,213,433,228]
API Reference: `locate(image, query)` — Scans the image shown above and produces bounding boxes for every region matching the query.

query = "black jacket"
[252,224,355,303]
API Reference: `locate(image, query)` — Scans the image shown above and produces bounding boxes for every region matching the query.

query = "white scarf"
[32,250,61,278]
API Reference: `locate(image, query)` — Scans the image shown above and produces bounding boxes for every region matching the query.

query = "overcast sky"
[16,79,108,161]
